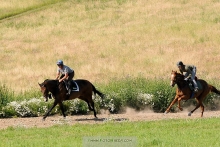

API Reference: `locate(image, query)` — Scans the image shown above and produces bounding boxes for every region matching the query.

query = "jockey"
[176,61,199,93]
[55,60,75,95]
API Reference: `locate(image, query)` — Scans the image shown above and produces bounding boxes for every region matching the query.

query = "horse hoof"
[164,111,168,114]
[42,118,46,121]
[188,112,192,116]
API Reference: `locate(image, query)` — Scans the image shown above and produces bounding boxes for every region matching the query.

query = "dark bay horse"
[39,79,104,120]
[165,70,220,117]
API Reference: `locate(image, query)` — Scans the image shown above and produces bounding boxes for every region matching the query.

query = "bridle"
[170,72,184,87]
[41,85,49,98]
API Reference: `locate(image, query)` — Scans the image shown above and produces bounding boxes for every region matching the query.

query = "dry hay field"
[0,0,220,92]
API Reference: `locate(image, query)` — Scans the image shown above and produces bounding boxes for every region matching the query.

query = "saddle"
[185,77,202,99]
[64,80,79,92]
[186,77,202,90]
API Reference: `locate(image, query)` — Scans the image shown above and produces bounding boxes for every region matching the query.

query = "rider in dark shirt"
[176,61,199,93]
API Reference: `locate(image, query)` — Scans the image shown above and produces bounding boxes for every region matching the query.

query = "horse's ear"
[38,83,45,87]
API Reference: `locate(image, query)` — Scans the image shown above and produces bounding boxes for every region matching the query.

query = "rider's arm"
[184,66,192,79]
[59,73,69,82]
[55,72,60,80]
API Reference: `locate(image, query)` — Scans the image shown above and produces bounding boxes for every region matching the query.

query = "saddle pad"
[197,81,202,90]
[189,80,203,99]
[189,80,203,91]
[71,81,79,91]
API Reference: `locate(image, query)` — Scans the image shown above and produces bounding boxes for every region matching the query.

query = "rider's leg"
[67,72,74,95]
[67,80,72,95]
[192,79,198,91]
[191,67,199,92]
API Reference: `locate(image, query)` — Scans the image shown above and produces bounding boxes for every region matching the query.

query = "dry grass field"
[0,0,220,92]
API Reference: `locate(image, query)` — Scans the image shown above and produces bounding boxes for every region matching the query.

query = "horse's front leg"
[164,95,178,114]
[177,98,183,111]
[43,100,58,120]
[58,102,66,118]
[177,95,187,111]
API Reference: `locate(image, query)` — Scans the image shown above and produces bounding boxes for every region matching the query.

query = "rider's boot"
[192,79,199,93]
[67,82,72,95]
[67,88,71,95]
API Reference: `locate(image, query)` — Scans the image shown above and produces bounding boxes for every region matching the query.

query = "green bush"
[0,76,220,118]
[64,100,88,115]
[0,84,15,110]
[100,77,176,113]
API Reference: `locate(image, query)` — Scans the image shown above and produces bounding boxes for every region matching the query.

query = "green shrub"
[64,100,88,115]
[0,84,14,110]
[100,77,175,113]
[0,76,220,118]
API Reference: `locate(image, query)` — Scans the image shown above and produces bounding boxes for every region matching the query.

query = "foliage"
[99,77,176,113]
[0,76,220,117]
[0,84,14,110]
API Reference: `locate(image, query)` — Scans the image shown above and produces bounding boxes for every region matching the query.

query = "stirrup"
[67,89,71,95]
[194,88,198,92]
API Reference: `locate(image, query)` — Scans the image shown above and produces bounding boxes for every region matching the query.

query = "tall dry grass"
[0,0,220,92]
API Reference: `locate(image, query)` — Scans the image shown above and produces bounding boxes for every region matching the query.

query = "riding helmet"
[56,60,63,65]
[176,61,184,66]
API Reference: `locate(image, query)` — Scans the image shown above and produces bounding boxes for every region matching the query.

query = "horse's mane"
[42,79,60,88]
[172,70,184,79]
[41,79,61,95]
[43,79,49,84]
[172,70,182,75]
[43,79,58,84]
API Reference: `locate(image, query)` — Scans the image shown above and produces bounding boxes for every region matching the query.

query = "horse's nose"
[170,81,174,87]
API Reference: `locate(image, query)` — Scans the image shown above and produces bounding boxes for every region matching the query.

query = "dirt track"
[0,109,220,130]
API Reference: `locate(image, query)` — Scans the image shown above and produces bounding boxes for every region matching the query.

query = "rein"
[174,74,188,89]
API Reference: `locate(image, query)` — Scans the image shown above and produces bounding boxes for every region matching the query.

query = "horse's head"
[39,80,50,101]
[170,70,184,87]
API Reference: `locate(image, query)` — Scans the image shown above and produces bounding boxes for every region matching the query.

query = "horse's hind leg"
[85,100,93,111]
[87,98,97,118]
[188,102,200,116]
[200,103,204,117]
[189,98,204,117]
[80,96,97,118]
[190,90,209,117]
[90,100,97,118]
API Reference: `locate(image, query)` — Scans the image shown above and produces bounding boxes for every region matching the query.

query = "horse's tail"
[210,85,220,95]
[92,84,105,99]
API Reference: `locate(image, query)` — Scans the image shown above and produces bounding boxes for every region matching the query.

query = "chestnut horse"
[165,71,220,117]
[39,79,104,120]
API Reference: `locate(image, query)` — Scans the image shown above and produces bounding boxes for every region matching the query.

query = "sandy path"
[0,110,220,130]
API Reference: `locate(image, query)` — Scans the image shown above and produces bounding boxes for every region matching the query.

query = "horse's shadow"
[75,117,129,122]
